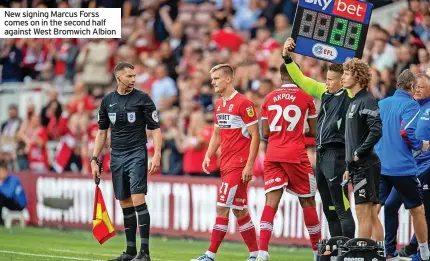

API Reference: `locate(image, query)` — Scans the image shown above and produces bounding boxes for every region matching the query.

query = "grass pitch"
[0,226,314,261]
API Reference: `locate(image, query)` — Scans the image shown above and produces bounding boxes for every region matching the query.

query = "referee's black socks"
[135,203,150,254]
[122,206,137,256]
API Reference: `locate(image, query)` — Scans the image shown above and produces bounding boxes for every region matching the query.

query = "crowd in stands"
[0,0,424,178]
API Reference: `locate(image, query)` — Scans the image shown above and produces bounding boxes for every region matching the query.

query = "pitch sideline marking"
[0,250,104,261]
[47,248,183,260]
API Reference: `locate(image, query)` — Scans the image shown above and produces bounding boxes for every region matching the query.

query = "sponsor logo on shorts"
[235,198,245,203]
[343,258,364,261]
[358,189,366,198]
[265,179,275,186]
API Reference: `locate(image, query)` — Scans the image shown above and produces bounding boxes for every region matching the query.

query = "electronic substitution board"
[291,0,373,63]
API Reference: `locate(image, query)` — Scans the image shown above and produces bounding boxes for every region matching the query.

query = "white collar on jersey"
[281,84,297,88]
[222,90,238,101]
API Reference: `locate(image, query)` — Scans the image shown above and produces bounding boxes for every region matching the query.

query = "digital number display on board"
[291,0,373,63]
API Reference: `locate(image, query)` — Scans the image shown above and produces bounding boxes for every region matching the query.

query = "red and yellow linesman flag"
[92,182,116,244]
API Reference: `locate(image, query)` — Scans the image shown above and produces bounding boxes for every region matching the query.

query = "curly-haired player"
[341,58,384,241]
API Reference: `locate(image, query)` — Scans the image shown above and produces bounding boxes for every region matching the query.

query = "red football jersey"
[261,84,317,163]
[214,91,258,172]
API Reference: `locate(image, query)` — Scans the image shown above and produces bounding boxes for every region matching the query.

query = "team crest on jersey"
[108,113,116,125]
[348,104,356,118]
[127,112,136,123]
[246,106,255,117]
[424,108,430,116]
[228,104,234,112]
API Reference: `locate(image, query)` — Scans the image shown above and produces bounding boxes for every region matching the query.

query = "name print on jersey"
[273,93,297,103]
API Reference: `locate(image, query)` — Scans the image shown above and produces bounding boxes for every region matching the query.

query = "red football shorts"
[263,160,316,197]
[217,167,248,210]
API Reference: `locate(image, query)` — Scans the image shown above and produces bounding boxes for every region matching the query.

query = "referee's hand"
[283,37,295,56]
[91,161,100,181]
[149,154,161,175]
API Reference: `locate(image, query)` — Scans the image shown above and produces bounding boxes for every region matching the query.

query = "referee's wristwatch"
[90,156,99,164]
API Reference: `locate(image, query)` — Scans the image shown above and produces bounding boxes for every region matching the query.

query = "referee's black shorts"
[110,147,148,200]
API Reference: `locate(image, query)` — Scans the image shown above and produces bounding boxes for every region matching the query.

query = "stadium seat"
[2,209,26,229]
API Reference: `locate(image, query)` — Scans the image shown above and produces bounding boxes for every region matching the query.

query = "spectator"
[213,0,236,28]
[210,17,244,52]
[18,114,49,173]
[371,38,397,71]
[0,39,23,83]
[20,39,50,80]
[232,0,261,31]
[258,78,274,97]
[53,38,80,83]
[273,14,292,45]
[75,39,112,90]
[151,64,178,111]
[417,47,430,72]
[15,104,36,171]
[159,6,187,61]
[0,105,21,157]
[0,160,27,226]
[41,88,63,131]
[415,12,430,44]
[52,113,83,173]
[395,44,414,76]
[161,108,183,176]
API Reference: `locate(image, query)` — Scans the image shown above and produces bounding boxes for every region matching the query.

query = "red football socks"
[208,217,229,253]
[259,205,277,252]
[237,214,259,253]
[303,207,321,251]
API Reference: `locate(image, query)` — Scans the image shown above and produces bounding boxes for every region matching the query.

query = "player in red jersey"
[191,64,261,261]
[256,64,321,261]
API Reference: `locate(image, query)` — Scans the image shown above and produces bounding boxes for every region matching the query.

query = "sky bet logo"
[304,0,367,22]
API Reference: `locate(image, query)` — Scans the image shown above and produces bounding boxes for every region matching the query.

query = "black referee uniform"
[98,89,160,199]
[345,89,382,205]
[284,57,355,239]
[98,87,159,261]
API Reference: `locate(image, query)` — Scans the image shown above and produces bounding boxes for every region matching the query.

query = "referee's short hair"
[328,63,343,74]
[114,62,135,75]
[210,64,234,78]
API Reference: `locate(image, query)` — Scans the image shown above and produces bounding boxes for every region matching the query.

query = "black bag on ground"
[317,236,351,261]
[336,238,386,261]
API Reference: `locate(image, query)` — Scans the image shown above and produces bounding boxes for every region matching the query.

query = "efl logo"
[333,0,367,22]
[312,43,338,61]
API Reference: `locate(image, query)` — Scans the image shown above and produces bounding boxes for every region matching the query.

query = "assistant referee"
[282,38,355,239]
[91,62,162,261]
